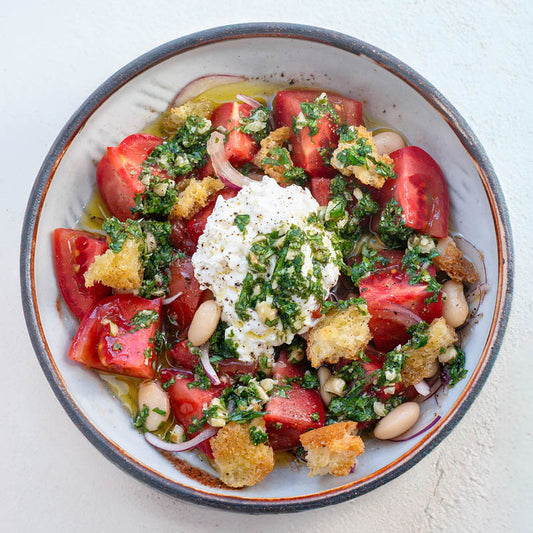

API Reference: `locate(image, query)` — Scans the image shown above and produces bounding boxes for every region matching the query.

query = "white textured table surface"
[2,2,532,531]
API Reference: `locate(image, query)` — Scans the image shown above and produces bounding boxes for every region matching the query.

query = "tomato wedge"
[96,134,163,221]
[274,90,363,178]
[309,176,332,206]
[167,256,206,330]
[68,295,161,379]
[359,251,442,351]
[264,351,324,450]
[379,146,450,238]
[53,228,111,320]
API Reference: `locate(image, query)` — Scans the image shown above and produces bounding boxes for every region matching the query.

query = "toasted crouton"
[84,238,143,290]
[170,177,224,220]
[401,317,458,385]
[434,237,478,283]
[253,126,291,183]
[210,419,274,488]
[162,99,216,133]
[306,303,372,368]
[300,422,364,477]
[331,126,393,189]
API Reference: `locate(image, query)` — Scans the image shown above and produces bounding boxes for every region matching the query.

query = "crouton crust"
[170,177,224,220]
[162,99,216,133]
[84,238,143,290]
[300,422,364,477]
[401,317,458,385]
[330,126,393,189]
[434,241,478,283]
[306,303,372,368]
[253,126,291,183]
[210,419,274,488]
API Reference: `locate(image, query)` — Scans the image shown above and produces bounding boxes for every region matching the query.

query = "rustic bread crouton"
[306,303,372,368]
[401,317,458,385]
[434,237,478,283]
[300,421,364,477]
[162,99,216,133]
[84,238,143,290]
[331,125,393,189]
[210,419,274,488]
[253,126,291,183]
[170,177,224,220]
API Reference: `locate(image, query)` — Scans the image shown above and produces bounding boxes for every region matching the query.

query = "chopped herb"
[301,370,320,390]
[133,405,149,432]
[102,217,143,253]
[249,425,269,445]
[443,346,468,387]
[209,321,239,360]
[112,341,123,352]
[239,105,271,142]
[187,363,212,390]
[152,407,166,416]
[321,297,368,314]
[262,146,307,185]
[351,244,390,286]
[130,310,159,331]
[162,375,176,390]
[378,198,414,249]
[234,214,250,233]
[310,412,320,422]
[402,239,442,304]
[407,322,430,349]
[292,92,339,137]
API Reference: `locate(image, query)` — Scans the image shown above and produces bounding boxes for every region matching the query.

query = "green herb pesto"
[402,239,442,304]
[293,92,339,137]
[239,106,271,142]
[249,425,269,445]
[378,198,414,249]
[129,310,159,331]
[320,297,368,314]
[132,115,212,217]
[351,244,390,286]
[234,214,250,233]
[444,346,468,386]
[133,405,149,432]
[261,146,308,185]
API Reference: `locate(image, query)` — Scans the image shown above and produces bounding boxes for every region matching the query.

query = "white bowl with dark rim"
[20,23,513,513]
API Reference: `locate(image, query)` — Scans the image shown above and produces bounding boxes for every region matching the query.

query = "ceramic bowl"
[20,23,513,513]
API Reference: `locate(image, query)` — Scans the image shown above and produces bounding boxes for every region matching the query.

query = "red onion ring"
[206,131,259,189]
[145,426,217,452]
[162,291,182,306]
[390,415,442,442]
[236,93,262,108]
[370,303,422,328]
[414,380,430,396]
[171,75,247,107]
[199,347,221,385]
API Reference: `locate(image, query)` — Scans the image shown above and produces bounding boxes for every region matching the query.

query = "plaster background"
[2,1,531,531]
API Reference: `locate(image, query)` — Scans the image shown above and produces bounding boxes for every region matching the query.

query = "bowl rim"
[20,22,514,513]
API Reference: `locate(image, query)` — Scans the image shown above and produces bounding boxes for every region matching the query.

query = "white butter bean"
[317,366,333,407]
[373,131,405,155]
[374,402,420,440]
[441,280,469,328]
[137,381,170,432]
[187,300,222,346]
[437,236,455,256]
[424,359,440,378]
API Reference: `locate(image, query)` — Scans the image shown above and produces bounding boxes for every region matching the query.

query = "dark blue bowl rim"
[20,22,514,514]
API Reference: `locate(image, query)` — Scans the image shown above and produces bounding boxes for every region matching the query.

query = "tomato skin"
[210,102,259,166]
[170,219,197,256]
[68,295,161,379]
[167,256,205,330]
[359,251,442,351]
[96,134,163,221]
[379,146,450,238]
[310,177,331,206]
[186,188,238,246]
[53,229,111,320]
[265,351,324,451]
[274,90,363,178]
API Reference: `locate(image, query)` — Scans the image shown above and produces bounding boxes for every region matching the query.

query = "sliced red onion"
[199,347,221,385]
[236,93,261,108]
[414,380,430,396]
[206,131,259,189]
[162,291,182,306]
[390,415,442,442]
[171,75,247,107]
[349,459,359,474]
[371,303,422,328]
[145,426,217,452]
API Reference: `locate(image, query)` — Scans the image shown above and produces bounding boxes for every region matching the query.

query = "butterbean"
[137,381,170,432]
[188,300,222,346]
[317,367,333,407]
[441,280,469,328]
[374,402,420,440]
[373,131,405,155]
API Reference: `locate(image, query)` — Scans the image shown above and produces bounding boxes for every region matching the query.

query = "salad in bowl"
[53,77,482,489]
